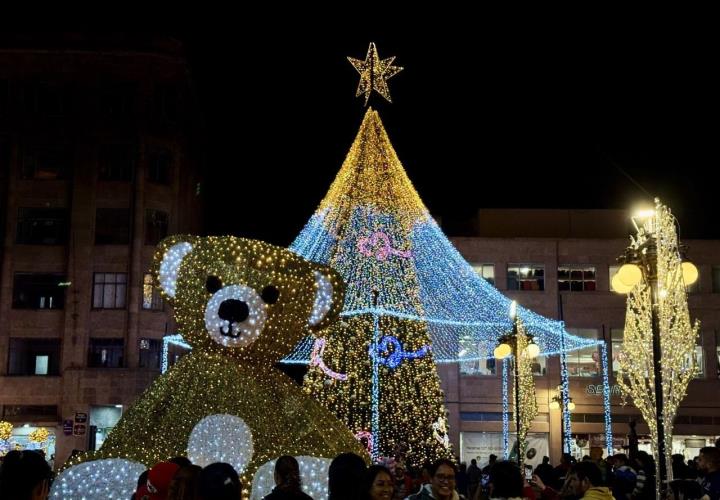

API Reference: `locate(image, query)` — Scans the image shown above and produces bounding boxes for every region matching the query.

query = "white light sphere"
[525,342,540,359]
[681,262,698,286]
[494,343,512,359]
[50,458,146,499]
[612,273,633,294]
[617,264,642,287]
[187,414,254,475]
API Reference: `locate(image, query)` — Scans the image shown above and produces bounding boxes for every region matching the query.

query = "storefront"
[460,431,549,468]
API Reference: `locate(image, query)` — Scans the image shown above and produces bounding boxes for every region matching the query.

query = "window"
[558,266,596,292]
[712,267,720,293]
[142,273,163,310]
[100,82,135,117]
[154,84,178,122]
[682,332,704,379]
[145,209,169,246]
[92,273,127,309]
[0,79,8,115]
[88,338,124,368]
[22,82,67,115]
[21,144,73,180]
[147,148,173,184]
[12,273,66,309]
[472,264,495,286]
[459,339,498,376]
[138,338,161,369]
[566,328,599,377]
[95,208,130,245]
[507,264,544,291]
[7,338,61,375]
[609,266,621,292]
[98,144,134,181]
[529,356,547,376]
[16,207,67,245]
[611,328,624,375]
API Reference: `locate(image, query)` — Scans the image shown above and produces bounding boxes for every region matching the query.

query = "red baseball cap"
[146,461,180,499]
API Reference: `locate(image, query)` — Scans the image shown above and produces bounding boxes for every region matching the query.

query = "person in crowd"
[131,469,150,500]
[566,462,613,500]
[170,456,193,468]
[407,459,459,500]
[467,459,482,500]
[198,462,242,500]
[393,463,413,500]
[456,463,468,498]
[697,446,720,500]
[483,455,498,476]
[263,455,313,500]
[328,452,367,500]
[553,454,573,490]
[0,450,52,500]
[672,454,690,481]
[363,464,394,500]
[535,457,555,487]
[611,454,636,500]
[486,461,523,500]
[147,461,180,500]
[631,451,654,500]
[167,464,202,500]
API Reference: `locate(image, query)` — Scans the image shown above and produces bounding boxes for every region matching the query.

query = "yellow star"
[348,42,403,106]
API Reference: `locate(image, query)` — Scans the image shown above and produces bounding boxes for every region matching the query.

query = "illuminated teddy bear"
[53,236,366,499]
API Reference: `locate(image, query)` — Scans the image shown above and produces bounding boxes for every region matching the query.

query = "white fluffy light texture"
[250,456,332,500]
[159,242,193,298]
[187,414,254,474]
[50,458,146,499]
[309,272,333,326]
[204,285,267,347]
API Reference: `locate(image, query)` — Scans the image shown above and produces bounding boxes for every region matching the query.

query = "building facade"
[0,34,203,464]
[442,209,720,467]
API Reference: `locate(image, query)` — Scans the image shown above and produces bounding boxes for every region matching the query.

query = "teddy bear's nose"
[218,299,250,323]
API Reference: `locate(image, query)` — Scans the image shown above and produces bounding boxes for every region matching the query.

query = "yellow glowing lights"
[612,273,634,294]
[549,400,560,411]
[681,261,698,286]
[525,340,540,359]
[348,42,403,105]
[0,421,12,441]
[618,263,643,287]
[494,342,512,359]
[28,427,49,443]
[567,401,576,411]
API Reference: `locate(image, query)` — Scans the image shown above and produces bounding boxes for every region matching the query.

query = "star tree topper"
[348,42,403,105]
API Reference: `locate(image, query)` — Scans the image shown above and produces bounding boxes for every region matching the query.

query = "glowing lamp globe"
[617,264,642,287]
[681,262,698,286]
[612,274,633,294]
[567,401,576,411]
[494,343,512,359]
[549,400,560,410]
[525,341,540,359]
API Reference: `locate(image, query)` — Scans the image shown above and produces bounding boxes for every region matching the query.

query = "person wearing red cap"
[146,462,180,500]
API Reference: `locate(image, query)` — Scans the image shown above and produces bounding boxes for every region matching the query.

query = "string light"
[57,236,366,492]
[513,322,538,466]
[615,200,699,482]
[600,343,613,457]
[161,334,191,374]
[28,427,49,443]
[347,42,403,105]
[502,359,510,460]
[560,329,572,454]
[0,421,12,441]
[50,458,146,498]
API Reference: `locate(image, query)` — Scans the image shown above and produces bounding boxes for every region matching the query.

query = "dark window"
[8,338,61,375]
[22,82,67,115]
[88,338,124,368]
[0,79,8,115]
[558,266,597,292]
[92,273,127,309]
[145,209,168,246]
[154,84,178,122]
[95,208,130,245]
[138,338,161,369]
[12,273,66,309]
[98,144,134,181]
[713,266,720,293]
[16,207,67,245]
[507,264,545,291]
[100,82,135,117]
[21,144,73,180]
[147,148,173,184]
[1,405,58,422]
[143,273,163,310]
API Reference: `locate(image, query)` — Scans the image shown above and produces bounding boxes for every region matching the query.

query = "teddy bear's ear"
[153,235,197,300]
[307,264,345,332]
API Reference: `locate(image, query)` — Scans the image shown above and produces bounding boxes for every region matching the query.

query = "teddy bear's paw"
[50,458,146,499]
[250,456,332,500]
[187,413,254,475]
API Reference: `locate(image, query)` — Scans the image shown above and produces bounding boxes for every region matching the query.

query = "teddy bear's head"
[152,235,344,362]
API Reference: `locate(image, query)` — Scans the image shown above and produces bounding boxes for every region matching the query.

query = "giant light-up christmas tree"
[287,43,598,466]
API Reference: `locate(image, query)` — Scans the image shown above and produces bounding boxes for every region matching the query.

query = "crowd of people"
[0,444,718,500]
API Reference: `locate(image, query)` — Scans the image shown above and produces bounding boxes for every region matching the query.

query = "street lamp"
[612,202,698,497]
[549,385,575,453]
[495,300,539,464]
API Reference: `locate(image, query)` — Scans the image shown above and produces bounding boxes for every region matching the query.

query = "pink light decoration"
[357,231,412,261]
[355,430,374,455]
[310,338,348,381]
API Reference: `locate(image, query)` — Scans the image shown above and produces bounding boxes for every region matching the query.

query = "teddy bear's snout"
[218,299,250,323]
[204,284,268,347]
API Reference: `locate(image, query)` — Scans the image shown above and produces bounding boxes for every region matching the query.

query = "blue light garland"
[600,342,613,457]
[371,313,380,462]
[560,328,572,454]
[502,358,510,460]
[368,335,430,369]
[161,334,191,374]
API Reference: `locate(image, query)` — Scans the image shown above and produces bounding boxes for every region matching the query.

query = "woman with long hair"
[263,455,313,500]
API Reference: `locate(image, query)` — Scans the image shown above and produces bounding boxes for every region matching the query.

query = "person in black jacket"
[263,456,313,500]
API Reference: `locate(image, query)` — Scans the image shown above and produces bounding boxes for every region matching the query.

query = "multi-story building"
[0,34,203,464]
[442,209,720,466]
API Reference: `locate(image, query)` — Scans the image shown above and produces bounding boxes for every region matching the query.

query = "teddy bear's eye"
[261,285,279,304]
[206,275,223,294]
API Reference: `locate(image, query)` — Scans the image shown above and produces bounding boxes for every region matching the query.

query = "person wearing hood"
[406,459,459,500]
[566,462,614,500]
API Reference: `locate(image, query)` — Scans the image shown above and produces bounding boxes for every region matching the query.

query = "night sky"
[178,22,717,243]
